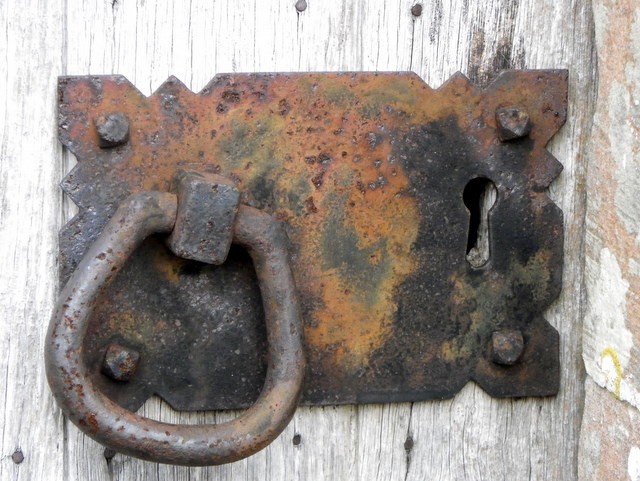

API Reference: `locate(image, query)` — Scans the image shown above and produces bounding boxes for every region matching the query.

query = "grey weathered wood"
[0,1,67,480]
[0,0,597,479]
[579,0,640,478]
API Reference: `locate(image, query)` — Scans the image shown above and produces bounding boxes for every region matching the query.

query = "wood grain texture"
[0,1,67,480]
[578,0,640,478]
[579,378,640,481]
[0,0,596,479]
[582,0,640,409]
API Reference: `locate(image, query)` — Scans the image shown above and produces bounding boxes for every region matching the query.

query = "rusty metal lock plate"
[58,70,567,411]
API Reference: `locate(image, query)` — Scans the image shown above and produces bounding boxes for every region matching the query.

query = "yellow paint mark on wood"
[601,347,624,398]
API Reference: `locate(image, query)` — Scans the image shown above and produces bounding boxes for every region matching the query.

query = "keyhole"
[463,177,497,268]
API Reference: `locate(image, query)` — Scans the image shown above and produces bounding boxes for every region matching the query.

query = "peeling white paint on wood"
[629,446,640,481]
[1,0,597,479]
[583,247,636,402]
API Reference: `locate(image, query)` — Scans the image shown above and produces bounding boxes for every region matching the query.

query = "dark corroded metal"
[55,70,567,413]
[167,171,241,264]
[45,191,306,466]
[491,330,525,366]
[410,4,423,16]
[495,106,532,141]
[102,344,141,381]
[94,113,130,148]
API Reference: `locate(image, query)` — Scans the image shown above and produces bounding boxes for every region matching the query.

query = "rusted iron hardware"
[46,182,306,465]
[47,70,567,464]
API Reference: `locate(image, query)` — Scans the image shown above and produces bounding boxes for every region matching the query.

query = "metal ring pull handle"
[45,190,306,466]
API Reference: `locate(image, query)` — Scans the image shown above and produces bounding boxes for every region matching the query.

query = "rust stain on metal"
[56,70,567,410]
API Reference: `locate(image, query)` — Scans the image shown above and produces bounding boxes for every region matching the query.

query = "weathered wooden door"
[1,0,638,479]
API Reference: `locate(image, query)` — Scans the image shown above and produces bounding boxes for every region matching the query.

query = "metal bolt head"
[411,4,423,16]
[495,107,531,141]
[103,448,117,460]
[295,0,307,12]
[491,330,524,365]
[102,344,140,381]
[11,450,24,464]
[95,113,130,148]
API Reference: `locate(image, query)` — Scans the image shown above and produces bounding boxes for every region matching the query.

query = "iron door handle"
[45,188,306,466]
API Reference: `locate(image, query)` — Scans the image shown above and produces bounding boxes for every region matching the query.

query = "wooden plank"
[0,0,597,479]
[579,0,640,477]
[0,1,67,480]
[579,378,640,481]
[582,0,640,412]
